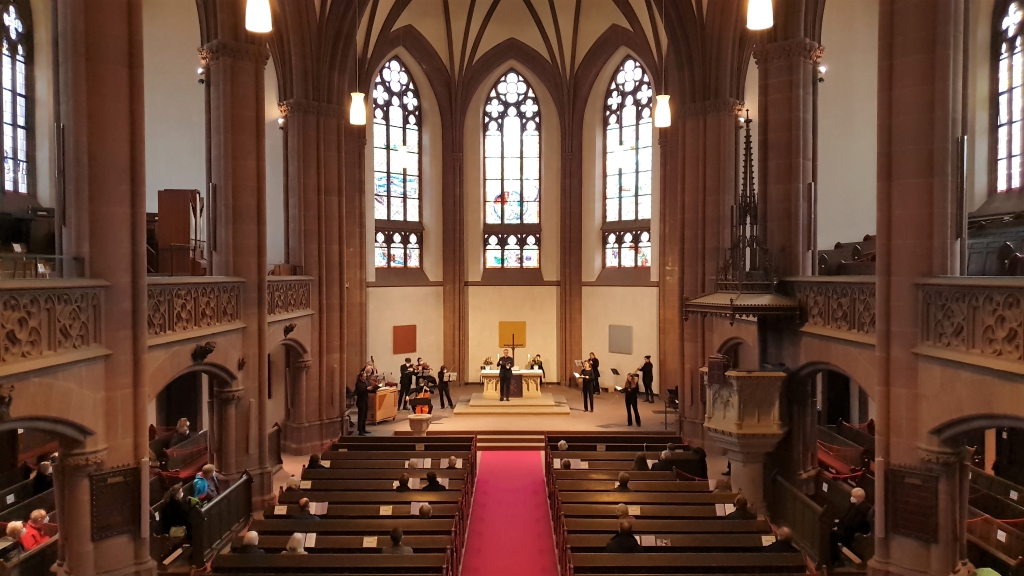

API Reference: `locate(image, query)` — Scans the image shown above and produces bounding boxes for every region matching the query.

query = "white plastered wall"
[464,61,561,281]
[581,286,659,393]
[817,0,879,248]
[366,286,445,382]
[364,47,444,282]
[466,285,559,382]
[581,47,660,282]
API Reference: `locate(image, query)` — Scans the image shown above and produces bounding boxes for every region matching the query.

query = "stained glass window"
[998,2,1024,193]
[604,230,651,268]
[375,230,421,269]
[484,70,540,226]
[484,233,540,269]
[372,58,421,222]
[605,57,652,222]
[1,2,28,195]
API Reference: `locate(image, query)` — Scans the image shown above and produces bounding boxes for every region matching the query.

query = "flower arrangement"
[482,356,494,366]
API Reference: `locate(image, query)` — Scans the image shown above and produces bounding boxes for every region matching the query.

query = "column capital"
[295,358,313,372]
[198,39,269,67]
[918,443,969,467]
[753,38,824,66]
[680,98,742,118]
[279,99,341,119]
[60,446,108,469]
[215,386,245,403]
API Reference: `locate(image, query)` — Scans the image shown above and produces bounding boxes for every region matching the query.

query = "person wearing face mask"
[155,483,197,538]
[32,461,53,495]
[194,464,221,502]
[168,418,191,448]
[20,509,51,550]
[830,487,872,564]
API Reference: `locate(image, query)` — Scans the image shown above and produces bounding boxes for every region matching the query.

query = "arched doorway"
[268,338,310,455]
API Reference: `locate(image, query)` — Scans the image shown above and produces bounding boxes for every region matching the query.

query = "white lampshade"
[746,0,774,30]
[245,0,272,33]
[349,92,366,125]
[654,94,671,128]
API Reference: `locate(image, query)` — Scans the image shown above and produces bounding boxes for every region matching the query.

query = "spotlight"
[197,67,206,85]
[278,117,285,130]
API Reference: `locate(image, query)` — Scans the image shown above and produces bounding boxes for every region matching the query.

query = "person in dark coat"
[421,471,446,491]
[399,358,415,410]
[167,418,192,448]
[291,498,320,521]
[604,520,643,553]
[633,453,650,471]
[395,473,412,492]
[306,454,326,469]
[580,361,596,412]
[436,365,455,409]
[588,352,602,394]
[497,349,514,401]
[612,472,632,492]
[650,450,674,472]
[725,495,757,520]
[31,462,53,495]
[830,487,872,564]
[354,368,377,435]
[638,355,654,402]
[237,531,265,554]
[764,527,799,553]
[382,528,414,554]
[623,373,641,426]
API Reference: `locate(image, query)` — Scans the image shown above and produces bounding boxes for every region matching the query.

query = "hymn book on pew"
[379,505,393,516]
[410,502,424,515]
[362,536,377,548]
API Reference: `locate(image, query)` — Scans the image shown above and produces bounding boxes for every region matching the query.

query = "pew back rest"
[190,472,252,567]
[768,474,830,566]
[164,430,209,472]
[0,480,33,515]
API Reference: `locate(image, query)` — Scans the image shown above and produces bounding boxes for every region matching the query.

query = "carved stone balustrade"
[917,277,1024,375]
[702,368,787,513]
[786,276,876,344]
[147,277,244,345]
[267,276,313,318]
[0,279,109,376]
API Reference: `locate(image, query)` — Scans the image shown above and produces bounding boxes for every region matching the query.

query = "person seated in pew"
[446,456,459,469]
[604,520,643,553]
[561,459,572,470]
[292,498,320,521]
[633,453,650,471]
[418,504,432,518]
[154,483,197,538]
[32,461,53,496]
[193,464,221,503]
[692,447,709,480]
[615,503,635,522]
[395,473,412,492]
[237,531,264,554]
[612,472,632,492]
[306,454,326,470]
[830,487,872,565]
[558,440,568,451]
[282,532,307,554]
[284,476,301,492]
[382,527,414,555]
[21,510,51,550]
[650,451,673,472]
[713,479,732,493]
[407,459,420,470]
[422,471,446,491]
[764,527,798,554]
[725,495,757,520]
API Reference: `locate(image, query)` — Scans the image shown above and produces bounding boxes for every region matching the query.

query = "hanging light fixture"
[654,0,671,128]
[348,11,366,125]
[245,0,272,33]
[746,0,774,30]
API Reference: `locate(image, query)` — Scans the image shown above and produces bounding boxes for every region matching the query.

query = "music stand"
[444,372,457,382]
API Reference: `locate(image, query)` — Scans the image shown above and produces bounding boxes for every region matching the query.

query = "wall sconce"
[197,67,206,85]
[817,64,827,84]
[277,117,285,130]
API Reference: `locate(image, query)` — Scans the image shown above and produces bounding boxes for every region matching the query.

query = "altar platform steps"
[452,393,572,416]
[475,434,547,450]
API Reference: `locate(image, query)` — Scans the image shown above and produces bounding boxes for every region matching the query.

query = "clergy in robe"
[497,349,514,401]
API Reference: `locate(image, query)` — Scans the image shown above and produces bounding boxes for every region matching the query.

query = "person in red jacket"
[22,509,51,550]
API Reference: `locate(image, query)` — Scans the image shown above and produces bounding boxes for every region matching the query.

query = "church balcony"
[916,276,1024,376]
[267,275,313,319]
[785,276,877,345]
[147,276,244,346]
[0,278,110,377]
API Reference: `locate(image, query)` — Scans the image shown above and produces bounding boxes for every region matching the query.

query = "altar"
[479,368,543,399]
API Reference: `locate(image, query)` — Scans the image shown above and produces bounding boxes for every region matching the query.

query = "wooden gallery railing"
[190,473,252,567]
[444,437,477,576]
[546,446,573,576]
[767,474,831,567]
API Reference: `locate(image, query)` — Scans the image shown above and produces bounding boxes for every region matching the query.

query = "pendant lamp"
[349,92,366,125]
[654,95,672,128]
[245,0,272,33]
[746,0,774,30]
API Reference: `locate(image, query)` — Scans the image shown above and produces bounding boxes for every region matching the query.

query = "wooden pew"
[295,478,465,492]
[265,503,460,519]
[211,552,447,574]
[564,518,770,534]
[560,503,720,519]
[972,466,1024,508]
[278,491,460,505]
[250,518,455,535]
[321,450,470,461]
[971,490,1024,520]
[549,443,685,453]
[0,479,33,515]
[967,510,1024,576]
[233,533,452,553]
[554,470,677,481]
[330,442,473,452]
[558,492,733,505]
[556,480,709,492]
[570,551,807,574]
[555,451,664,462]
[301,468,467,480]
[567,532,768,550]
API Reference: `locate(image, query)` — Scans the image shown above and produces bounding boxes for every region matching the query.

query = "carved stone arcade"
[0,281,105,366]
[147,278,242,338]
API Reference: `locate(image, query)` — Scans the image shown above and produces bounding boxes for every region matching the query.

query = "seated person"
[604,520,643,553]
[632,453,650,471]
[284,476,301,492]
[612,472,632,492]
[422,471,446,491]
[650,450,674,472]
[615,503,635,522]
[418,504,433,518]
[154,483,197,538]
[291,498,320,521]
[237,531,264,554]
[382,527,414,554]
[446,456,459,469]
[692,447,709,480]
[561,459,572,470]
[32,462,53,496]
[306,454,326,469]
[193,464,221,502]
[764,527,798,553]
[21,510,51,550]
[830,487,872,565]
[412,388,434,415]
[557,440,568,451]
[395,473,412,492]
[407,459,420,470]
[725,495,757,520]
[282,532,307,554]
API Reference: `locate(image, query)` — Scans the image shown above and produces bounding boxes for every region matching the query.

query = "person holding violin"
[354,366,379,436]
[436,365,454,409]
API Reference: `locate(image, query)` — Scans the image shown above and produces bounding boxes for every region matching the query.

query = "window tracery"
[997,1,1024,193]
[1,1,29,196]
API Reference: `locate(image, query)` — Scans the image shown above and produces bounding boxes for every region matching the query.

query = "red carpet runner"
[461,451,559,576]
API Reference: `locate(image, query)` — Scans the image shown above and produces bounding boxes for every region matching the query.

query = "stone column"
[442,150,468,381]
[755,39,821,277]
[559,150,582,386]
[919,445,969,575]
[54,447,107,576]
[284,357,311,451]
[702,369,787,512]
[214,387,244,475]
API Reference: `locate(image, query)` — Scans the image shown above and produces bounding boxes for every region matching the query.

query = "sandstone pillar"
[283,357,313,452]
[214,387,244,475]
[54,448,106,576]
[702,369,787,513]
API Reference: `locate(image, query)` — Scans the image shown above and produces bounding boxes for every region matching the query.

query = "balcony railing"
[786,276,876,343]
[147,277,243,343]
[267,276,313,317]
[0,279,108,375]
[0,254,85,279]
[918,277,1024,373]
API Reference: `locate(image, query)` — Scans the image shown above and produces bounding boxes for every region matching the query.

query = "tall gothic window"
[372,58,421,268]
[484,70,540,269]
[1,1,29,196]
[997,1,1024,193]
[603,57,652,268]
